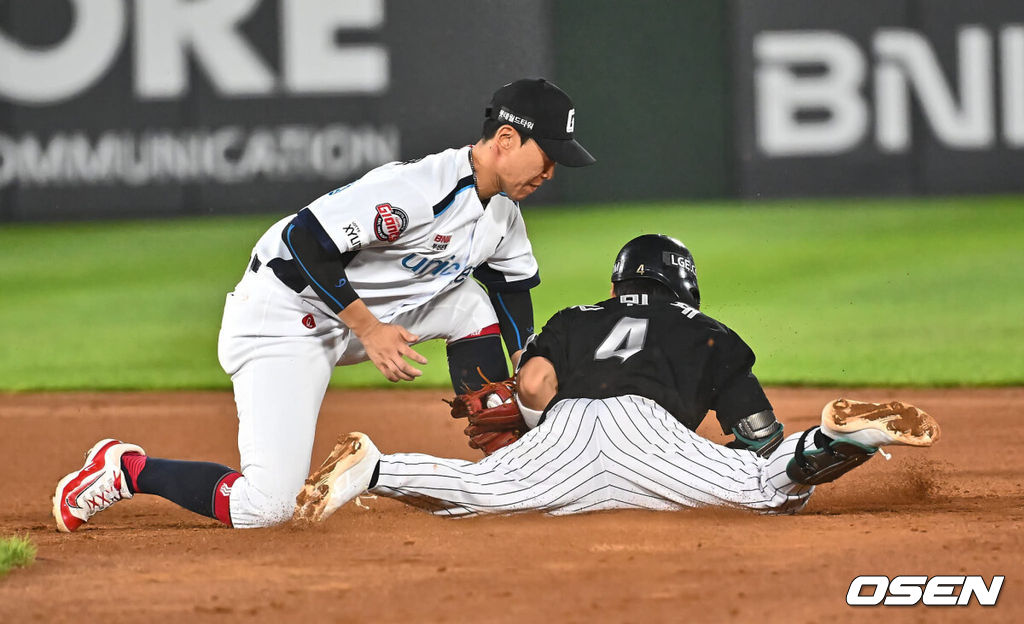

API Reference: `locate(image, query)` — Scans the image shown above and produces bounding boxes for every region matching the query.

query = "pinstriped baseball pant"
[371,395,814,517]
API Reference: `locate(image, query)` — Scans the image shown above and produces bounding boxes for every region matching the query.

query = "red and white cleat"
[52,439,145,533]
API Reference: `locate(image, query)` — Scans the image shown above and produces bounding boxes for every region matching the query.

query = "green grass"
[0,536,36,577]
[1,197,1022,389]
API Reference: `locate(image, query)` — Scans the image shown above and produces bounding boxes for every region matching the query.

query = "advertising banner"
[732,0,1024,197]
[0,0,551,221]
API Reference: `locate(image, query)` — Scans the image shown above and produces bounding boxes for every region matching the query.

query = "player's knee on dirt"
[727,410,784,457]
[231,474,307,527]
[249,493,298,527]
[786,427,875,486]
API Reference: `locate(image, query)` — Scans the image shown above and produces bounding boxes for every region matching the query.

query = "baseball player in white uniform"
[52,79,595,532]
[292,235,942,520]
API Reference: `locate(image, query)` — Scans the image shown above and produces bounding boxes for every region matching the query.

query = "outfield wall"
[2,1,1023,221]
[730,0,1024,198]
[0,0,553,221]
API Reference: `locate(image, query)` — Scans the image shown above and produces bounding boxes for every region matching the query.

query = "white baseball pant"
[217,264,497,527]
[371,395,815,516]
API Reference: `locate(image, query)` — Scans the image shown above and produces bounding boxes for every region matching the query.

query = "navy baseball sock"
[447,330,509,392]
[122,455,240,526]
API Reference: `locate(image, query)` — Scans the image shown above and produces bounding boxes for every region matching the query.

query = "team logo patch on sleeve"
[374,203,409,242]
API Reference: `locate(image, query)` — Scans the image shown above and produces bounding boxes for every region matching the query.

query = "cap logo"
[566,109,575,133]
[497,107,535,131]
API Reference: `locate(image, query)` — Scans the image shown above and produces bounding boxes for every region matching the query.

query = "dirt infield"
[1,387,1021,622]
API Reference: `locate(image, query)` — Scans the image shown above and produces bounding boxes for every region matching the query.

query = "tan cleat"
[821,398,941,448]
[294,433,380,523]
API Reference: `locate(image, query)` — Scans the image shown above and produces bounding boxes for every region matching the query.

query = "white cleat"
[294,433,381,523]
[53,439,145,533]
[821,398,941,448]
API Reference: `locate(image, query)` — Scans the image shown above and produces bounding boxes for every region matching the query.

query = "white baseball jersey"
[251,146,538,323]
[219,145,537,527]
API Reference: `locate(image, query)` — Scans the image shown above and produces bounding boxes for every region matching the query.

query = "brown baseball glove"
[447,377,526,455]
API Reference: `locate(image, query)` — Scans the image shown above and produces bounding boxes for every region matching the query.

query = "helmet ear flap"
[684,285,701,310]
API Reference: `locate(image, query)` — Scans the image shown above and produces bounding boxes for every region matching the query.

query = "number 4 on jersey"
[595,317,649,362]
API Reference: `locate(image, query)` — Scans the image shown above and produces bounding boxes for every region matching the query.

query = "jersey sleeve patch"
[373,203,409,242]
[340,220,366,250]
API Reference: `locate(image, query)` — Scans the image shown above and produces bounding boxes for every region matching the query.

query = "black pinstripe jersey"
[519,295,772,434]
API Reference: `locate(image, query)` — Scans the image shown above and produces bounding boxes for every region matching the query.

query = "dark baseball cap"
[485,78,596,167]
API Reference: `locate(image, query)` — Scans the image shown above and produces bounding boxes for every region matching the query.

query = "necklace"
[469,148,485,203]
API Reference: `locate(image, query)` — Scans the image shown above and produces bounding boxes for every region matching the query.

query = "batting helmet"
[611,234,700,308]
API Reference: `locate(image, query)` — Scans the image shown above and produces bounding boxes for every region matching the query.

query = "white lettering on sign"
[874,27,993,152]
[0,0,389,105]
[0,0,126,105]
[282,0,388,95]
[0,124,399,188]
[1001,26,1024,147]
[135,0,276,99]
[754,26,1023,156]
[755,31,868,156]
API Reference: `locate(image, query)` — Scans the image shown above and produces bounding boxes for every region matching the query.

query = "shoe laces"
[79,471,125,514]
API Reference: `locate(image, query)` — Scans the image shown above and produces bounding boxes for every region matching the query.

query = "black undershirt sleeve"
[281,208,359,314]
[486,289,535,355]
[472,263,540,355]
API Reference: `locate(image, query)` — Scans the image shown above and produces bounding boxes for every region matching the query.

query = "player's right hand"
[359,322,428,382]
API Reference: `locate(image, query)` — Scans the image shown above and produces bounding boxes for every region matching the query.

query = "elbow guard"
[728,410,784,458]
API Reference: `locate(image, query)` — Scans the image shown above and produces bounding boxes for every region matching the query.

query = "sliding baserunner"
[295,234,940,519]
